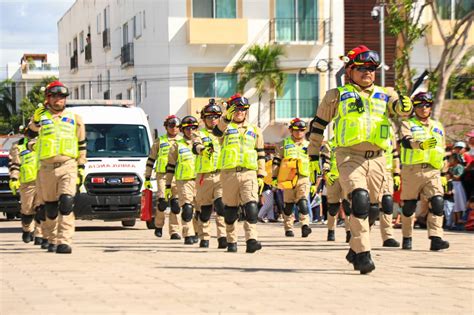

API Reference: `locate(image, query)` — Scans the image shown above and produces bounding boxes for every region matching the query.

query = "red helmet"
[289,118,307,130]
[163,115,181,127]
[342,45,380,68]
[226,93,250,110]
[45,80,69,96]
[412,92,433,106]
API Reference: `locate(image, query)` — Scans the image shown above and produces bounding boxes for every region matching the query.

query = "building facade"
[58,0,345,139]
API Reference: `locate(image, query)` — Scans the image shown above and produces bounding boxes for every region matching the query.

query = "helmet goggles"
[47,86,69,97]
[289,118,307,131]
[229,96,250,110]
[413,92,433,107]
[352,50,380,67]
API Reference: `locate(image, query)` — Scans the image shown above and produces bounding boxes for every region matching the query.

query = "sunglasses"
[204,114,221,120]
[415,103,432,109]
[354,65,377,72]
[183,126,198,130]
[49,93,68,98]
[235,106,249,112]
[167,124,179,128]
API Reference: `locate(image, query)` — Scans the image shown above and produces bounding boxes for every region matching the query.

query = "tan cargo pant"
[401,164,444,238]
[282,176,310,231]
[336,147,386,254]
[38,159,77,246]
[176,180,196,238]
[155,173,181,235]
[326,179,350,232]
[379,171,395,241]
[221,169,258,243]
[195,172,226,240]
[19,182,40,233]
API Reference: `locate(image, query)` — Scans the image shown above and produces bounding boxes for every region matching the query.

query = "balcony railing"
[102,28,110,48]
[21,63,58,73]
[85,44,92,63]
[270,18,325,43]
[70,52,78,71]
[275,98,318,120]
[121,43,134,67]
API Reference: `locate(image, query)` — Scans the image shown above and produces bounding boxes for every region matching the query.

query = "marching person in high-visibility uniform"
[399,92,449,251]
[272,118,312,238]
[212,94,265,253]
[307,45,413,274]
[166,116,199,245]
[28,80,86,254]
[192,100,227,249]
[144,116,182,240]
[8,134,44,245]
[320,140,351,243]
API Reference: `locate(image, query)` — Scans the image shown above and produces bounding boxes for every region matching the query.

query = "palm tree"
[232,44,286,127]
[0,79,16,118]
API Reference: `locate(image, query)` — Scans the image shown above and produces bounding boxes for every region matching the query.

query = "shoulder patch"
[372,92,388,102]
[246,130,256,138]
[432,127,443,136]
[61,117,75,125]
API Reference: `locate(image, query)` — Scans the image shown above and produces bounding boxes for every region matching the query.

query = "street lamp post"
[372,1,385,86]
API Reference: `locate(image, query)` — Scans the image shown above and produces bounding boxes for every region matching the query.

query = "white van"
[67,100,153,227]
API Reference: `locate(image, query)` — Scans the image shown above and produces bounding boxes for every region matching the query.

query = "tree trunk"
[432,73,449,120]
[257,96,262,127]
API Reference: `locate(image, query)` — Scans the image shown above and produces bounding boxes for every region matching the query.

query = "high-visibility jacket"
[334,84,391,150]
[401,117,445,170]
[218,122,258,171]
[282,137,310,177]
[38,110,78,160]
[195,128,220,174]
[18,141,37,184]
[175,139,196,180]
[155,135,181,174]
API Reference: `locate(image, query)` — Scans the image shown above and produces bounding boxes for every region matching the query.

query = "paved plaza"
[1,216,473,314]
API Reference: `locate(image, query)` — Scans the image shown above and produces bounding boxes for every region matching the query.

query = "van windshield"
[0,156,8,168]
[86,124,150,158]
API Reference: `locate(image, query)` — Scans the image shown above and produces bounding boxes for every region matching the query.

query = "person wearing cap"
[165,116,199,245]
[453,141,472,166]
[144,116,183,240]
[8,131,45,245]
[307,45,413,274]
[399,91,449,251]
[28,80,86,254]
[271,118,312,238]
[192,100,227,248]
[212,93,266,253]
[319,140,351,243]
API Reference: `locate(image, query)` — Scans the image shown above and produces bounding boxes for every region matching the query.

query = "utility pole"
[328,0,333,90]
[133,75,138,106]
[88,80,92,99]
[380,1,385,87]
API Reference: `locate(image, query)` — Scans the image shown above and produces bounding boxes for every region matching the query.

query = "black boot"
[227,242,237,253]
[246,239,262,253]
[184,236,194,245]
[41,239,49,249]
[47,244,57,252]
[217,237,228,249]
[354,251,376,274]
[346,248,357,270]
[301,225,312,238]
[56,244,72,254]
[193,234,199,244]
[199,240,209,248]
[383,238,400,247]
[345,231,351,243]
[402,237,412,250]
[430,236,449,251]
[22,232,34,243]
[34,237,43,246]
[170,233,181,240]
[285,230,294,237]
[154,228,163,238]
[327,230,335,241]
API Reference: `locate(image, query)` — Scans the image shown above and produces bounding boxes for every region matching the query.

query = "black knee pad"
[224,206,239,225]
[381,195,393,214]
[368,203,379,226]
[342,199,351,216]
[213,198,225,217]
[34,205,45,223]
[181,203,194,222]
[328,202,341,217]
[283,203,294,216]
[199,205,213,222]
[297,199,309,215]
[157,198,168,211]
[21,214,34,225]
[44,202,59,220]
[429,195,444,216]
[244,202,258,224]
[402,199,417,217]
[58,194,74,215]
[170,198,180,214]
[350,188,370,219]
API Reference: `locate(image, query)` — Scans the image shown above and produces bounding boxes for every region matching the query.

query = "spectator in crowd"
[258,183,275,223]
[464,197,474,231]
[453,141,471,165]
[449,153,467,227]
[443,173,455,229]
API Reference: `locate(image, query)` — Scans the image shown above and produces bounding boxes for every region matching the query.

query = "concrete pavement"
[1,216,473,314]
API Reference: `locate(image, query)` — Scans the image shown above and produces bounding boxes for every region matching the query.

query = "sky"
[0,0,75,79]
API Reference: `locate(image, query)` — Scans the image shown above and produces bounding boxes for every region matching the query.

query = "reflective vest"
[334,84,391,150]
[175,139,196,181]
[401,117,445,170]
[38,110,78,160]
[18,141,37,184]
[282,137,310,177]
[155,135,181,174]
[218,122,258,171]
[195,128,220,174]
[328,140,339,177]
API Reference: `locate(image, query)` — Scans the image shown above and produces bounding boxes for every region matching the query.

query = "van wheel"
[121,219,136,227]
[6,213,16,221]
[146,219,155,229]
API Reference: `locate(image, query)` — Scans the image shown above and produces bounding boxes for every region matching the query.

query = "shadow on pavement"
[411,266,474,271]
[76,226,138,232]
[0,227,22,234]
[156,265,350,274]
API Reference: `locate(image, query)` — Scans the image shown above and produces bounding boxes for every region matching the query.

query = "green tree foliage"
[232,44,286,127]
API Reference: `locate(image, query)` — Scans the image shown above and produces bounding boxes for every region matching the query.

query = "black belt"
[235,167,247,172]
[42,162,63,169]
[420,163,430,169]
[364,150,383,159]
